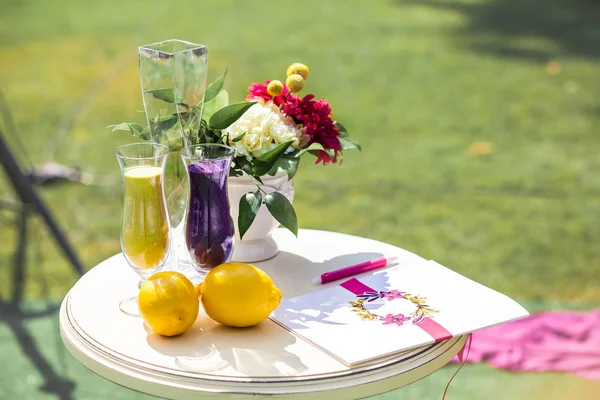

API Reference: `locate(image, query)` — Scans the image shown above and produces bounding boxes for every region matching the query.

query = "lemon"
[201,262,281,327]
[138,272,199,337]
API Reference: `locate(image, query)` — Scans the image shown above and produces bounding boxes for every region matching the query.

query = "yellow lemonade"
[121,166,169,270]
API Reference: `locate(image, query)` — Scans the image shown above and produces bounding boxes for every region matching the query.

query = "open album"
[271,260,528,366]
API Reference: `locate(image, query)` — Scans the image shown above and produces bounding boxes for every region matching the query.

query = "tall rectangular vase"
[138,39,208,281]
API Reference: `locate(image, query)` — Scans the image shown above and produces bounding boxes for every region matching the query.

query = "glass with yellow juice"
[116,143,170,315]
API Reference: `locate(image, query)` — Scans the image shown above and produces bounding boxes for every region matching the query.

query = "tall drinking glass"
[180,144,235,281]
[116,143,170,315]
[138,40,208,279]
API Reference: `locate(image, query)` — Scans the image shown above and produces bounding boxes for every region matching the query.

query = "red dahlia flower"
[283,94,342,165]
[246,82,343,165]
[246,80,289,106]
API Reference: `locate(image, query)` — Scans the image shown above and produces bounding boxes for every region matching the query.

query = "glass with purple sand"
[180,144,235,281]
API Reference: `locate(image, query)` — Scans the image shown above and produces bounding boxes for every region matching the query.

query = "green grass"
[1,0,599,302]
[1,0,600,398]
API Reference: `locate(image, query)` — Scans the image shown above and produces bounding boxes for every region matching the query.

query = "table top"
[60,229,466,399]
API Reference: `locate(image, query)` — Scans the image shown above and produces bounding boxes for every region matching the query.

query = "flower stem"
[251,177,267,195]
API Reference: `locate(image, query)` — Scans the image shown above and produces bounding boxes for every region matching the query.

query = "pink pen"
[312,256,398,285]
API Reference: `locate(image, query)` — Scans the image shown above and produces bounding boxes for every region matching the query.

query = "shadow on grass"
[0,301,75,400]
[402,0,600,60]
[0,211,76,400]
[0,199,77,400]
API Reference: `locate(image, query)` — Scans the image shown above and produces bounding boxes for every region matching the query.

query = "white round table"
[60,229,466,399]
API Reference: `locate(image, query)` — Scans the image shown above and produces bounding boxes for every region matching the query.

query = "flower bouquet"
[112,62,360,262]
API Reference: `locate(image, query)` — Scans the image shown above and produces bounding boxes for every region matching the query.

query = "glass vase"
[180,144,235,281]
[138,40,208,280]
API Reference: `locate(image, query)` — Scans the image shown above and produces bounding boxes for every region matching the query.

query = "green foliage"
[208,101,255,130]
[202,90,229,121]
[108,122,144,135]
[252,141,293,176]
[265,192,298,236]
[237,190,262,239]
[335,122,361,151]
[231,131,246,142]
[4,0,600,307]
[294,142,323,158]
[268,156,299,180]
[146,88,176,103]
[204,68,227,103]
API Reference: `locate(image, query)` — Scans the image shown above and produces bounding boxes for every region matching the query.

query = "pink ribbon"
[341,277,470,400]
[340,278,452,342]
[340,277,376,296]
[418,318,453,342]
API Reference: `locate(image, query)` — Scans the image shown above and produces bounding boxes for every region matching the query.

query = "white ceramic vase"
[228,171,294,262]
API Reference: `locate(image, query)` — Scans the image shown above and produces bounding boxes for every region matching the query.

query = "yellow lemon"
[201,262,281,327]
[138,272,199,337]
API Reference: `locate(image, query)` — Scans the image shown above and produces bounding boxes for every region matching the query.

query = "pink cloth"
[451,309,600,380]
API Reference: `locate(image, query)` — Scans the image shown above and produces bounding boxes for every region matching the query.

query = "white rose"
[224,101,307,160]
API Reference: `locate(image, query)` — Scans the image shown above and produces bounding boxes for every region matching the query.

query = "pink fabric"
[450,309,600,380]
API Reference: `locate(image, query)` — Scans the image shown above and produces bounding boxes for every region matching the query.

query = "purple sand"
[185,159,234,271]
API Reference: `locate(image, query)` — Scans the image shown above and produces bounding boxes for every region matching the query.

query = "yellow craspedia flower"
[286,74,304,93]
[286,63,309,80]
[267,80,284,96]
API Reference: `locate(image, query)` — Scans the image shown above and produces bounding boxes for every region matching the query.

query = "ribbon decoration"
[340,278,452,342]
[442,333,472,400]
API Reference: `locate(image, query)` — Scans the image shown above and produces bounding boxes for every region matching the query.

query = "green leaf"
[338,131,362,151]
[268,156,300,180]
[253,141,293,176]
[204,68,227,103]
[146,88,175,103]
[108,122,132,132]
[229,167,243,177]
[139,127,150,140]
[129,123,144,133]
[203,90,229,121]
[334,121,348,133]
[335,121,361,151]
[238,190,262,239]
[234,156,254,176]
[232,132,246,142]
[265,192,298,237]
[109,122,144,135]
[209,101,256,130]
[307,148,336,161]
[150,113,179,132]
[295,142,324,158]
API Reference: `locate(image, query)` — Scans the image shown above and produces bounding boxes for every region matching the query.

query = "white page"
[271,260,529,366]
